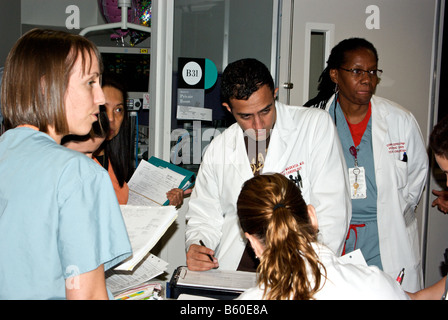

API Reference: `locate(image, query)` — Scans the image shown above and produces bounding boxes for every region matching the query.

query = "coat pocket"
[394,159,408,189]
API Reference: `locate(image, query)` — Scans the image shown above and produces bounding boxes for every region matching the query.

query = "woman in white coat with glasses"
[305,37,428,292]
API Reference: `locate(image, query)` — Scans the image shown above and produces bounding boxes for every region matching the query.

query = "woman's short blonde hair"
[1,28,103,135]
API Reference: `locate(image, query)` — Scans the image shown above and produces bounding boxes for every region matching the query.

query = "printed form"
[127,160,185,206]
[115,205,177,271]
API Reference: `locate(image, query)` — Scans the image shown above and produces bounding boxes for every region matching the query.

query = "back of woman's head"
[1,28,102,134]
[237,173,324,300]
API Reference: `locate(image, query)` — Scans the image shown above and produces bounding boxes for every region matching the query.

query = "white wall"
[278,0,437,138]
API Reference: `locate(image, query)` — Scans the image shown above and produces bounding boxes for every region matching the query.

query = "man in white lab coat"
[185,58,351,271]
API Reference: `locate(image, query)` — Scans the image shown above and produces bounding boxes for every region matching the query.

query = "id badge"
[349,166,367,199]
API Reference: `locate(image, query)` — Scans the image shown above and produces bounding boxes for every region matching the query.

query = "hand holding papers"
[109,157,194,294]
[128,156,195,206]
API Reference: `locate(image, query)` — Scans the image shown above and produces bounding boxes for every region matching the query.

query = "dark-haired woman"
[305,37,428,292]
[94,75,132,205]
[236,173,409,300]
[97,75,188,206]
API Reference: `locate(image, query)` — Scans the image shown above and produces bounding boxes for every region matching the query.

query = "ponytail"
[237,173,326,300]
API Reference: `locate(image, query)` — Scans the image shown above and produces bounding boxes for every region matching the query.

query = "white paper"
[128,191,160,206]
[177,105,213,121]
[177,267,257,292]
[106,254,168,294]
[349,166,367,199]
[115,205,177,271]
[127,161,185,206]
[143,93,150,109]
[339,249,368,266]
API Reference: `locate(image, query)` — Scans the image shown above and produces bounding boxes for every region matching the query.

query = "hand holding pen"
[186,240,219,271]
[199,240,214,262]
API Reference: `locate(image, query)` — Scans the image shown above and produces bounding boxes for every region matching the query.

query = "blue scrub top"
[0,127,132,299]
[329,101,383,269]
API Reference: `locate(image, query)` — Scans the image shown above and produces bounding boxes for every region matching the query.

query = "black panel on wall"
[438,4,448,122]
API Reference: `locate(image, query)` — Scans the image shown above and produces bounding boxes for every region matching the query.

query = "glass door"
[169,0,279,173]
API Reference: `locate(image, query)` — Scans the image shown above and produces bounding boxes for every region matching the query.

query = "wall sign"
[177,58,217,121]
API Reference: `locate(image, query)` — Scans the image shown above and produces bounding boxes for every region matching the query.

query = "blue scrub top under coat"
[329,100,378,221]
[329,100,383,269]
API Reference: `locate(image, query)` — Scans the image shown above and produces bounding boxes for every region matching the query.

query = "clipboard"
[127,157,196,206]
[147,156,195,192]
[147,157,195,206]
[168,266,257,300]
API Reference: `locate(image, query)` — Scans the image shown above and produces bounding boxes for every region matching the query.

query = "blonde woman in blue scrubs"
[0,29,132,300]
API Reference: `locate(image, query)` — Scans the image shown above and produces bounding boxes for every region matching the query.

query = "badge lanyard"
[333,97,367,199]
[349,145,367,199]
[350,146,360,194]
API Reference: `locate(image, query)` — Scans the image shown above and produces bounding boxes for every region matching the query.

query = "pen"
[402,152,407,162]
[396,268,405,285]
[199,240,214,262]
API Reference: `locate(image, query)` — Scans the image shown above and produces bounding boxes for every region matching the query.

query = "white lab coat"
[185,101,351,270]
[321,94,428,292]
[237,243,410,300]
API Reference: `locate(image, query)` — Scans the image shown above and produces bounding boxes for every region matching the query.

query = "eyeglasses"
[339,67,383,78]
